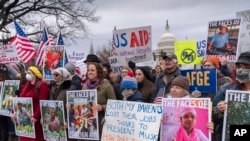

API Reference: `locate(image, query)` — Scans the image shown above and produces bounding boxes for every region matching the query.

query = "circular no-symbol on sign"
[181,49,196,64]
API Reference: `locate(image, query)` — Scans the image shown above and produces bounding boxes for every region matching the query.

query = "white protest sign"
[113,26,153,63]
[236,10,250,56]
[101,100,162,141]
[0,45,20,63]
[136,60,156,68]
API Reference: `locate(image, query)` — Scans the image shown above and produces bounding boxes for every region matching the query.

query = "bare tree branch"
[0,0,100,44]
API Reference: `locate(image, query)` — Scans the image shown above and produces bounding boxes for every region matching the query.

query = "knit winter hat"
[54,67,71,80]
[120,71,138,89]
[171,76,189,91]
[28,66,43,79]
[64,63,75,75]
[203,56,220,68]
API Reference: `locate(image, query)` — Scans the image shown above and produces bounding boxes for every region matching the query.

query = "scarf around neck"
[87,79,100,89]
[176,125,199,141]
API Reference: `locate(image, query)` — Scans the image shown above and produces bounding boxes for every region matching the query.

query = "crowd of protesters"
[0,50,249,141]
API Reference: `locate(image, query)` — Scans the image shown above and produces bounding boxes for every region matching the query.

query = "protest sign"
[136,60,156,68]
[236,10,250,57]
[112,26,152,63]
[43,45,65,80]
[67,90,99,140]
[12,97,35,138]
[67,51,86,64]
[180,68,217,94]
[197,40,207,58]
[0,80,20,116]
[108,56,123,75]
[101,100,162,141]
[0,82,4,111]
[175,40,202,65]
[0,45,20,63]
[206,18,242,62]
[161,98,211,141]
[40,100,67,141]
[223,90,250,141]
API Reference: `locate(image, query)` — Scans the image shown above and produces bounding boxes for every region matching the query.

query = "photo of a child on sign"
[206,18,242,61]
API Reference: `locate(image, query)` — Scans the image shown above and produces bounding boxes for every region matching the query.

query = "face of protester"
[203,61,216,69]
[53,72,63,83]
[155,66,162,73]
[87,64,98,81]
[181,112,196,131]
[121,69,129,78]
[165,57,177,70]
[170,85,186,98]
[103,67,108,75]
[220,27,227,35]
[109,72,117,83]
[135,69,144,83]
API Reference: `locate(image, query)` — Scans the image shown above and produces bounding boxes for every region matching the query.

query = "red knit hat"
[203,56,220,68]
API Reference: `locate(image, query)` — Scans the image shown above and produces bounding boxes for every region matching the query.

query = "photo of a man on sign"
[206,18,242,62]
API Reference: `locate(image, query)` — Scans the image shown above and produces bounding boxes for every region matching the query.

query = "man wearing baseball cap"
[150,52,181,103]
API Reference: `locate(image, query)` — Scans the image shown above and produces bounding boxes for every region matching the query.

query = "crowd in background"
[0,51,249,141]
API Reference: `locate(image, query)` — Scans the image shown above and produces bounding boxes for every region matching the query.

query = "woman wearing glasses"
[49,67,76,141]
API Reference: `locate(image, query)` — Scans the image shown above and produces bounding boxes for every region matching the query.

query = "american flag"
[9,20,36,64]
[48,35,56,45]
[35,26,56,66]
[56,31,68,65]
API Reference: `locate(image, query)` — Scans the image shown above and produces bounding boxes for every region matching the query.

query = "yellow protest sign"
[175,40,202,64]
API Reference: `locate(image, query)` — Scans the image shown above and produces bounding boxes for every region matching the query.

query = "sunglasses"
[53,73,60,77]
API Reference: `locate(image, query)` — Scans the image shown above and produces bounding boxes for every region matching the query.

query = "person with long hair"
[80,62,116,140]
[135,66,154,102]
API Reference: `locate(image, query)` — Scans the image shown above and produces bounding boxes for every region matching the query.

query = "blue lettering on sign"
[113,33,127,48]
[139,130,158,141]
[137,104,162,114]
[197,40,207,57]
[139,115,156,122]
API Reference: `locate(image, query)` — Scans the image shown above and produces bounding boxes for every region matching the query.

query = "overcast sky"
[72,0,250,54]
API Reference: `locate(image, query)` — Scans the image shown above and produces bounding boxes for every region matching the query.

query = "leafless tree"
[0,0,100,44]
[96,40,112,64]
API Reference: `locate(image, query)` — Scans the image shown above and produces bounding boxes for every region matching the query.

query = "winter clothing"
[120,76,138,89]
[126,91,144,102]
[212,82,239,141]
[163,53,177,60]
[28,66,42,79]
[84,54,100,63]
[64,63,76,75]
[19,80,50,141]
[203,56,220,68]
[236,51,250,64]
[82,79,116,140]
[171,76,189,91]
[150,67,181,103]
[50,79,76,141]
[54,67,71,80]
